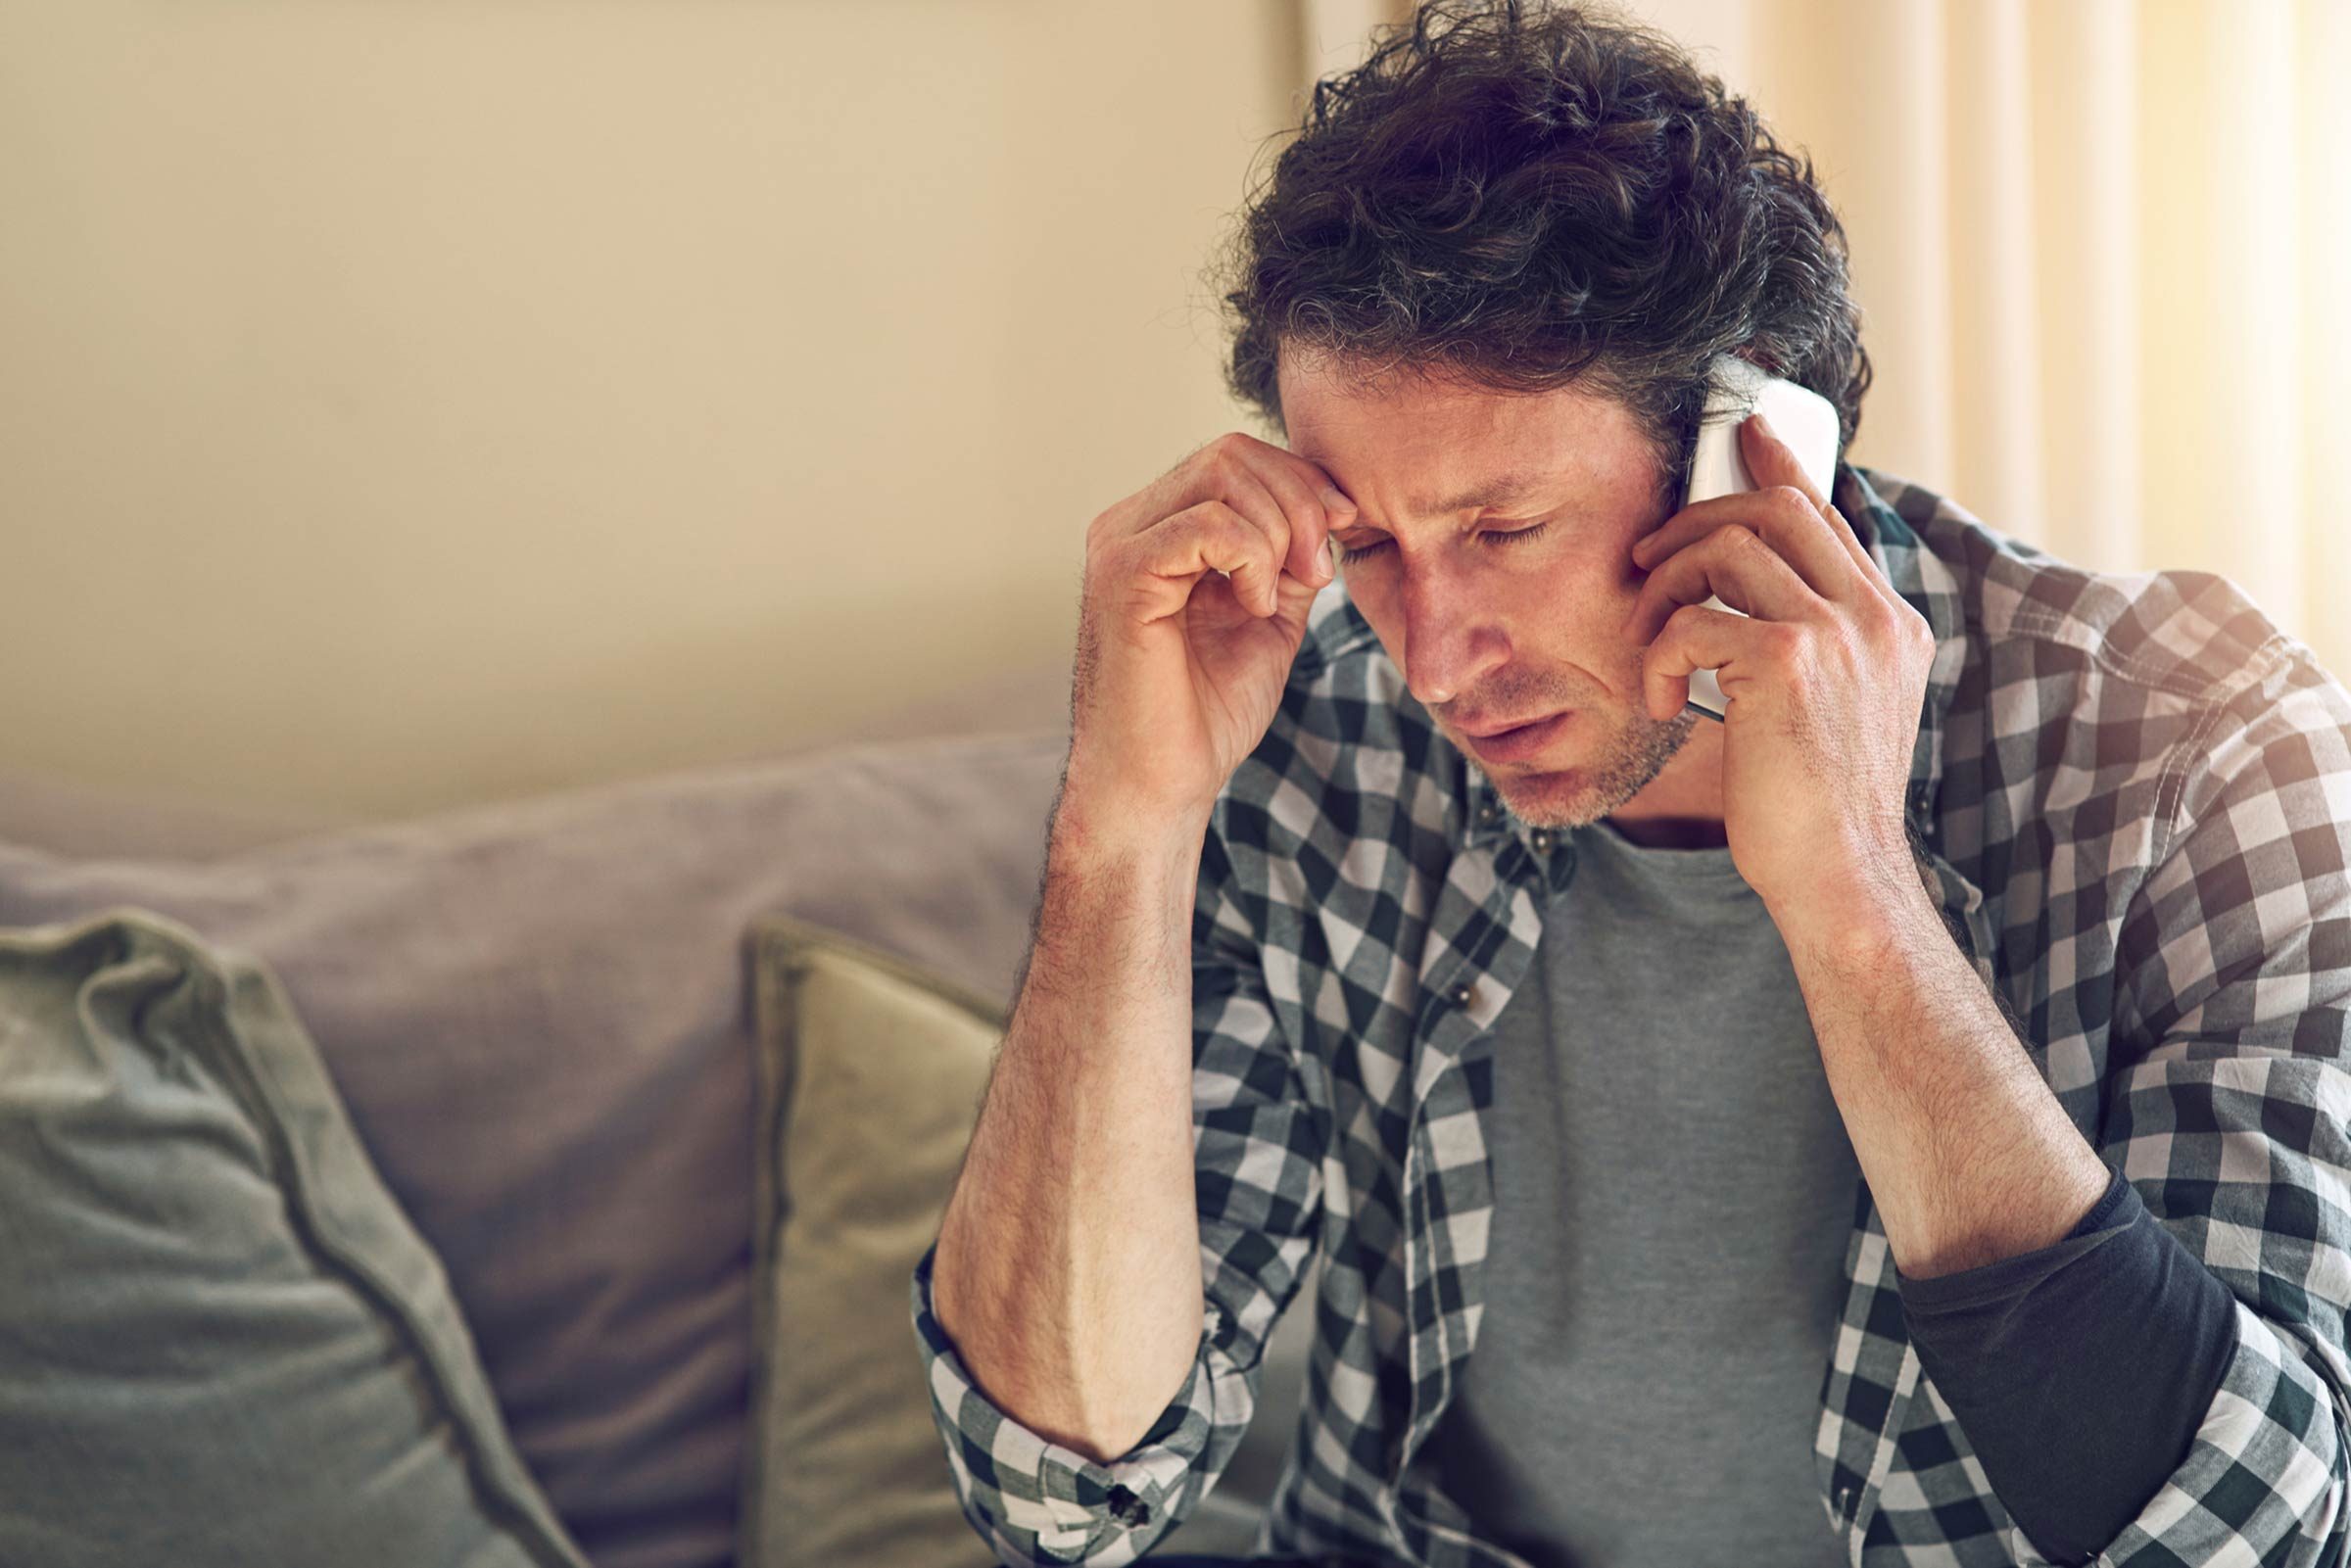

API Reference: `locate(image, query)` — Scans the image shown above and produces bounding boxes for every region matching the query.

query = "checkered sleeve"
[907,810,1326,1566]
[2060,644,2351,1568]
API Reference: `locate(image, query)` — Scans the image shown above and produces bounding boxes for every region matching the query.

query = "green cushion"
[0,907,587,1568]
[739,914,1009,1568]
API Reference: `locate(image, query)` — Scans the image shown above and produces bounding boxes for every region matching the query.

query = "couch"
[0,689,1319,1566]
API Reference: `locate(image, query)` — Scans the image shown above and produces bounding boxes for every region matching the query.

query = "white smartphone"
[1676,354,1844,720]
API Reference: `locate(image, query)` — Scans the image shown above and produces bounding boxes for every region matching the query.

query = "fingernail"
[1322,488,1356,516]
[1319,539,1336,581]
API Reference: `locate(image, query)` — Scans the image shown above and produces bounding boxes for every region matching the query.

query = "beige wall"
[11,1,2339,824]
[0,1,1299,820]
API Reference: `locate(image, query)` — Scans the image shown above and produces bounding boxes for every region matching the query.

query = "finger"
[1737,416,1894,600]
[1188,432,1345,590]
[1638,601,1764,721]
[1130,499,1276,621]
[1631,485,1855,603]
[1211,462,1305,612]
[1815,500,1898,610]
[1249,449,1354,586]
[1738,411,1830,513]
[1620,523,1821,651]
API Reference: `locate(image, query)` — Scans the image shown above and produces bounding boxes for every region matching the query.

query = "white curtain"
[1294,0,2351,682]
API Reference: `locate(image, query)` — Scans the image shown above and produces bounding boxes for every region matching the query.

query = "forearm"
[932,789,1211,1462]
[1767,860,2111,1280]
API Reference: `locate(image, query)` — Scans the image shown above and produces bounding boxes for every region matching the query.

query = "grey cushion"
[0,907,585,1568]
[0,734,1077,1568]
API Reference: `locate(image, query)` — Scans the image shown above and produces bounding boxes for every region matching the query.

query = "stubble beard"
[1482,699,1699,832]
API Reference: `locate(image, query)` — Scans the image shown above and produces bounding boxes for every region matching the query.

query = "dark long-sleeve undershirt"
[1893,1164,2241,1564]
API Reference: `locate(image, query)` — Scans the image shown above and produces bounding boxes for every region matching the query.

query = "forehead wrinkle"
[1404,470,1557,516]
[1298,458,1567,531]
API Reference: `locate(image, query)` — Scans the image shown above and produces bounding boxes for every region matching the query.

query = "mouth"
[1457,713,1556,738]
[1460,710,1572,763]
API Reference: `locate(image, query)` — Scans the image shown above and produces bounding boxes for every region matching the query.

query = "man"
[912,3,2351,1565]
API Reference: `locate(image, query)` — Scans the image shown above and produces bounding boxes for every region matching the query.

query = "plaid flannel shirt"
[911,460,2351,1567]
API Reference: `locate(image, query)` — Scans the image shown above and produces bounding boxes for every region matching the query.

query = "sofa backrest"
[0,728,1320,1563]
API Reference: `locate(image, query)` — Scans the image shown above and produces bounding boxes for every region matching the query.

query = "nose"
[1397,558,1509,710]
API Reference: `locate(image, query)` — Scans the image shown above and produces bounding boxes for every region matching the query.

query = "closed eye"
[1335,521,1552,561]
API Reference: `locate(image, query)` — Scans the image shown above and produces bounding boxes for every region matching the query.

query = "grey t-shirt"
[1425,815,1861,1567]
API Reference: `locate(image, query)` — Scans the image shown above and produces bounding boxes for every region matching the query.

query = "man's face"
[1277,348,1706,833]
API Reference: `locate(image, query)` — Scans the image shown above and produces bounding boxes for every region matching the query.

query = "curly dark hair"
[1206,0,1871,515]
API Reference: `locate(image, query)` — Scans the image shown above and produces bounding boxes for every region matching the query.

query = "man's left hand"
[1618,411,1936,912]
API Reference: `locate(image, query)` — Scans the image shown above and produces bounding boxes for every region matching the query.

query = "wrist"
[1050,786,1212,877]
[1767,851,1940,963]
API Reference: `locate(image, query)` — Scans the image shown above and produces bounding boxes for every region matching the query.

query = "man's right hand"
[1067,431,1356,825]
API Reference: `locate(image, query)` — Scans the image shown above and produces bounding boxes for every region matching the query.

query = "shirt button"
[1530,829,1555,854]
[1450,982,1474,1008]
[1478,799,1500,824]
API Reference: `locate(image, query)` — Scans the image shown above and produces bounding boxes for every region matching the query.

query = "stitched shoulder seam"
[1991,599,2278,702]
[2146,632,2304,869]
